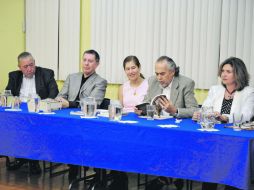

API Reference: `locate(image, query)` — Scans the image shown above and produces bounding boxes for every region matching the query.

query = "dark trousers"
[202,182,240,190]
[16,158,39,165]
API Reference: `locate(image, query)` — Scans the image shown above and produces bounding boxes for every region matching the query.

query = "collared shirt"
[19,75,36,99]
[161,78,175,116]
[162,81,173,100]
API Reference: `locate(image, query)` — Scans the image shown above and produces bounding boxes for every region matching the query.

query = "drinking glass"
[233,113,243,128]
[82,97,97,117]
[0,94,7,107]
[11,96,20,110]
[27,94,41,112]
[108,100,122,121]
[1,90,13,107]
[146,105,155,120]
[108,104,115,121]
[114,105,122,121]
[196,108,203,124]
[201,106,215,129]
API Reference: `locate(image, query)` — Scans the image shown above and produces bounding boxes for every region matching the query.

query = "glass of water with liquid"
[82,97,97,117]
[146,105,155,120]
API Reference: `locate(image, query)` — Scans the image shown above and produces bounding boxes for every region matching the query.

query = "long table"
[0,104,254,189]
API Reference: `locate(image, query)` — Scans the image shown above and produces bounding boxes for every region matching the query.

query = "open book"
[151,94,167,116]
[151,94,167,107]
[136,94,168,116]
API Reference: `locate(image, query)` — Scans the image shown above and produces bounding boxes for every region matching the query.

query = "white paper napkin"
[38,112,56,115]
[175,119,182,123]
[5,108,22,112]
[118,120,138,124]
[80,116,97,119]
[158,124,179,128]
[70,111,84,116]
[198,128,219,132]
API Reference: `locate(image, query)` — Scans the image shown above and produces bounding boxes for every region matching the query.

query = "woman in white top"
[118,55,148,112]
[194,57,254,190]
[193,57,254,124]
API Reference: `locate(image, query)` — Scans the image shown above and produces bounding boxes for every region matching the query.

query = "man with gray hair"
[6,51,59,99]
[6,51,59,175]
[143,56,198,118]
[141,56,199,190]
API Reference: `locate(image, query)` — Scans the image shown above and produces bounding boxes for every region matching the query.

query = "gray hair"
[17,52,34,66]
[156,56,180,76]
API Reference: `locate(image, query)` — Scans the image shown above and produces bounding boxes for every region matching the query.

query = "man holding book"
[142,56,198,118]
[139,56,199,190]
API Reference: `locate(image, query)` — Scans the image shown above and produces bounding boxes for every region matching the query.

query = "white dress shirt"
[161,79,173,116]
[19,75,36,100]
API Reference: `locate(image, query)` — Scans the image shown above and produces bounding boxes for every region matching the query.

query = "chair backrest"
[99,98,110,110]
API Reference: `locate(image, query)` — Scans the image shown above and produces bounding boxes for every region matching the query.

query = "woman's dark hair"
[218,57,249,91]
[123,55,145,79]
[156,56,180,76]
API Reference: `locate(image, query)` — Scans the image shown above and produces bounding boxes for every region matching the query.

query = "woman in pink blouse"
[118,55,148,112]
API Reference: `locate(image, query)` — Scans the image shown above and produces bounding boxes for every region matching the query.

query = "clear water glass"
[233,113,243,128]
[11,96,20,110]
[114,106,122,121]
[196,108,202,124]
[146,105,155,120]
[108,103,122,121]
[200,106,215,129]
[0,90,13,107]
[108,104,115,121]
[27,94,41,112]
[82,97,97,117]
[0,94,7,107]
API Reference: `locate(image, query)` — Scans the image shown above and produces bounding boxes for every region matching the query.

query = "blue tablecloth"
[0,104,254,189]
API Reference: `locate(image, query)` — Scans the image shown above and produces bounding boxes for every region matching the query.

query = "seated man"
[56,49,107,183]
[138,56,199,190]
[142,56,199,118]
[6,51,59,174]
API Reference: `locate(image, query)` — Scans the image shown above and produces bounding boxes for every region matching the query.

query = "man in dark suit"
[6,51,59,174]
[6,52,58,99]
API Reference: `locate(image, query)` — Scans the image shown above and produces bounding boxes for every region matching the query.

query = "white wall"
[25,0,254,88]
[25,0,80,80]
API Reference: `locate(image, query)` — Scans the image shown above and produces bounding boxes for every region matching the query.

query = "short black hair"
[83,49,100,63]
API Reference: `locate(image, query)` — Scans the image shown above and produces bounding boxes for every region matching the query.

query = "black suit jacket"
[6,67,59,99]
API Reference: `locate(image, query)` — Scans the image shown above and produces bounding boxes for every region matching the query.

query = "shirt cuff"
[69,101,79,108]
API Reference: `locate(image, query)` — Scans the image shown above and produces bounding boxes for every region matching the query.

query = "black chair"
[137,174,193,190]
[137,174,149,189]
[99,98,110,110]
